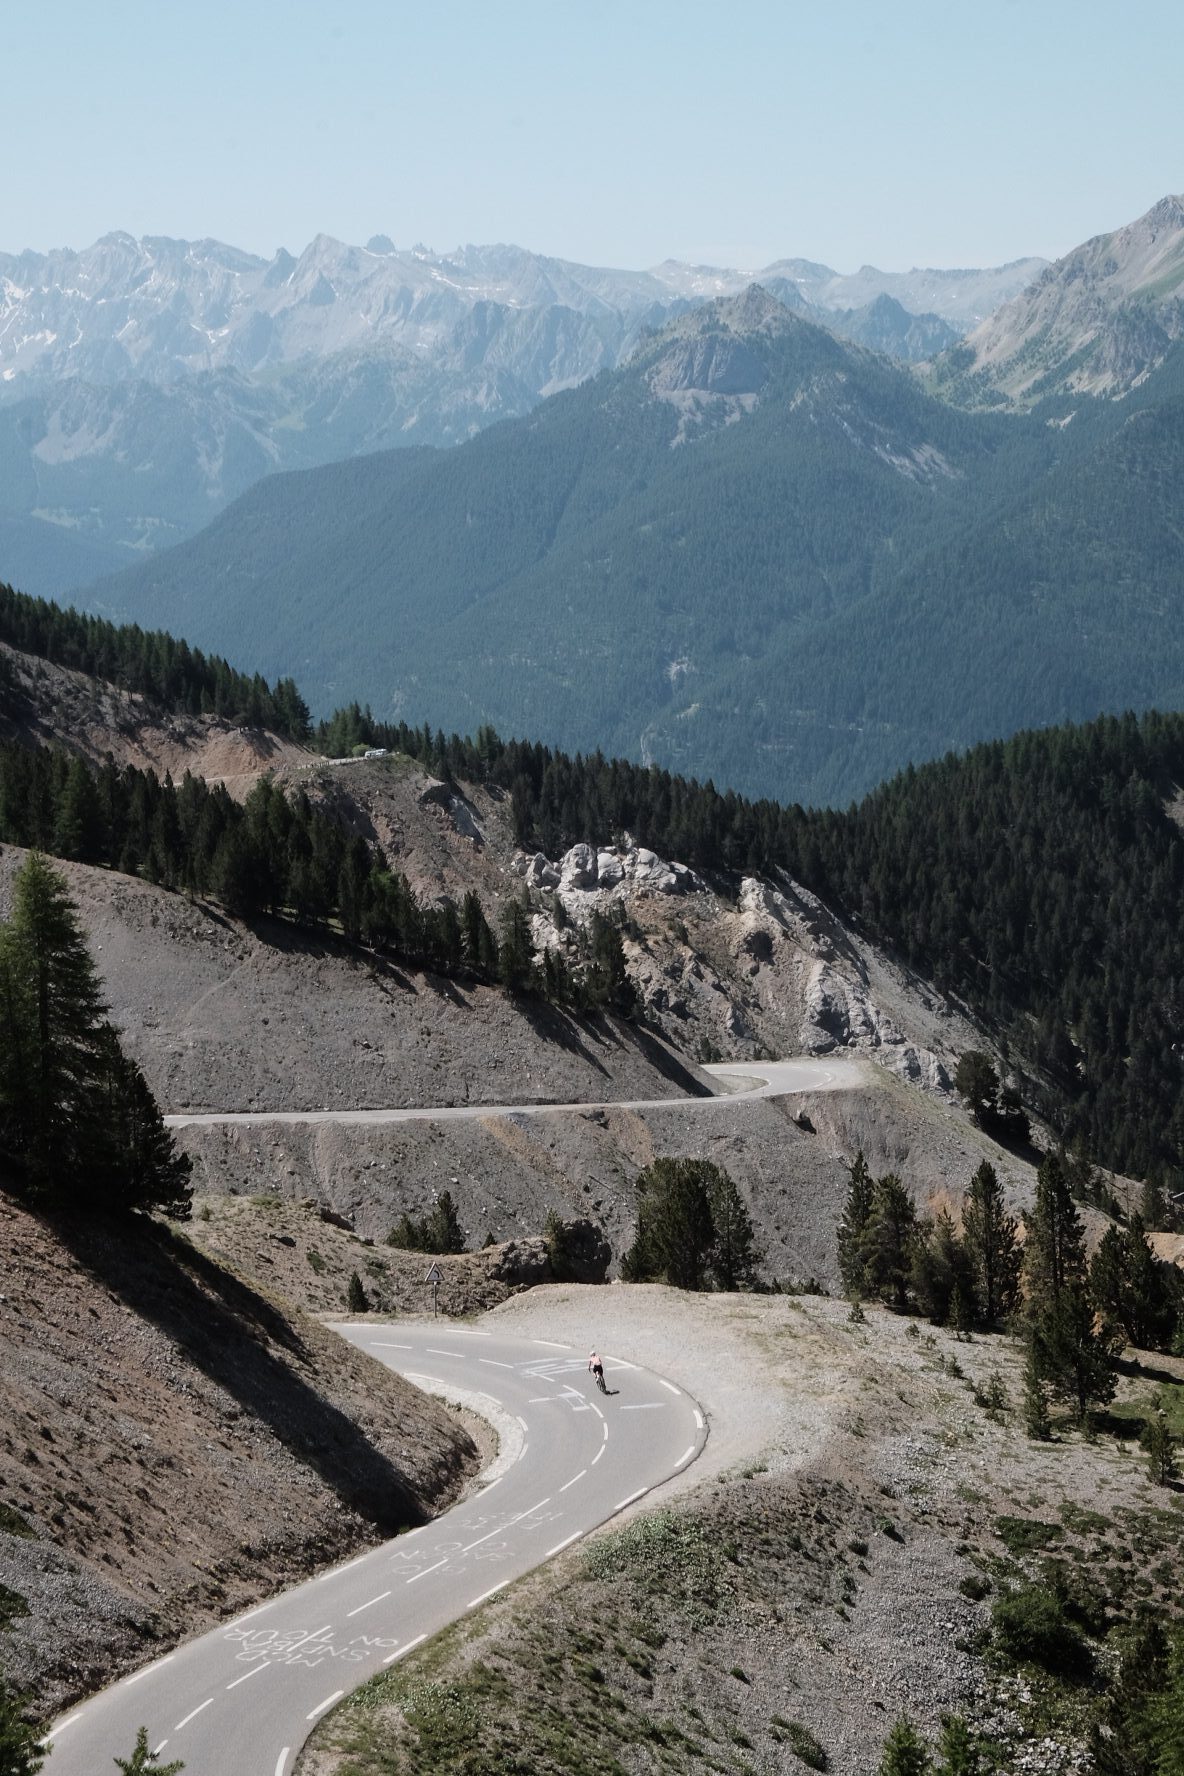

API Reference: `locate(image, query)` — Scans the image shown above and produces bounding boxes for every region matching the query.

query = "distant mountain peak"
[933,191,1184,407]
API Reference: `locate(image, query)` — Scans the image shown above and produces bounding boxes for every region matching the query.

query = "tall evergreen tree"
[0,1676,44,1776]
[1023,1155,1087,1315]
[862,1174,918,1311]
[961,1160,1021,1325]
[878,1716,932,1776]
[621,1158,716,1291]
[837,1150,875,1299]
[705,1166,760,1290]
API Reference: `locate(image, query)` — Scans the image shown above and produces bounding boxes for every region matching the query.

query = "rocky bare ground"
[302,1288,1184,1776]
[0,1192,479,1720]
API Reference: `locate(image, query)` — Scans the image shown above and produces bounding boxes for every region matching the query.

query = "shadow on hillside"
[613,1018,713,1097]
[246,912,418,994]
[50,1210,430,1534]
[514,997,612,1076]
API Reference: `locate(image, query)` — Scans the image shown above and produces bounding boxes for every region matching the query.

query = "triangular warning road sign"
[424,1263,443,1284]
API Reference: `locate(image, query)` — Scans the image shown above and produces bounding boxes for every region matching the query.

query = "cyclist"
[588,1350,607,1393]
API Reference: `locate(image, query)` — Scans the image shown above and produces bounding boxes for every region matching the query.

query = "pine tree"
[705,1165,760,1290]
[837,1151,875,1299]
[862,1174,918,1311]
[347,1271,369,1313]
[91,1027,193,1219]
[621,1158,716,1291]
[0,851,109,1188]
[0,1676,44,1776]
[1035,1282,1118,1424]
[1024,1154,1087,1314]
[911,1209,973,1326]
[961,1160,1021,1326]
[1023,1339,1052,1441]
[878,1715,932,1776]
[935,1715,983,1776]
[1141,1408,1179,1488]
[1147,1629,1184,1776]
[112,1726,184,1773]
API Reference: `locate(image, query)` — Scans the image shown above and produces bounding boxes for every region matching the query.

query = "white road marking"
[592,1444,606,1465]
[383,1633,426,1664]
[306,1690,343,1721]
[694,1409,704,1430]
[275,1751,290,1776]
[560,1469,587,1492]
[612,1359,638,1370]
[616,1488,647,1510]
[123,1653,175,1685]
[516,1415,529,1432]
[589,1401,604,1420]
[426,1347,462,1357]
[347,1590,392,1617]
[283,1625,331,1653]
[462,1497,551,1553]
[528,1395,559,1403]
[620,1403,664,1410]
[406,1558,448,1584]
[174,1698,213,1732]
[517,1443,529,1462]
[545,1532,582,1557]
[233,1602,273,1626]
[333,1556,367,1576]
[659,1379,682,1396]
[675,1444,696,1468]
[479,1358,514,1368]
[227,1661,270,1689]
[602,1421,609,1440]
[368,1341,412,1350]
[449,1328,491,1337]
[153,1744,169,1759]
[532,1339,571,1349]
[54,1714,81,1734]
[468,1579,510,1608]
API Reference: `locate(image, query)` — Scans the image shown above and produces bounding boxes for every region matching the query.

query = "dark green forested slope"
[80,296,1184,806]
[5,591,1183,1190]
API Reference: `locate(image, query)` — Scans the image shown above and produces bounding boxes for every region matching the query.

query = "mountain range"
[85,189,1184,804]
[0,233,1043,593]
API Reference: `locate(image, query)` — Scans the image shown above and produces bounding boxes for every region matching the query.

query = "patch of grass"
[959,1572,992,1602]
[994,1515,1064,1556]
[0,1583,30,1628]
[306,1248,327,1274]
[992,1583,1092,1679]
[770,1718,829,1769]
[0,1504,35,1540]
[1109,1383,1184,1437]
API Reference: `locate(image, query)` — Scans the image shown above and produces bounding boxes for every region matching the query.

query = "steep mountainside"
[931,191,1184,408]
[88,283,1184,804]
[0,1191,477,1717]
[0,233,1038,593]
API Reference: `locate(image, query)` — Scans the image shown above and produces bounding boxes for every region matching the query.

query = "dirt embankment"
[0,1192,479,1719]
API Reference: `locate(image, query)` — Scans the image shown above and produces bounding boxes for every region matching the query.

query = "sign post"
[424,1261,443,1318]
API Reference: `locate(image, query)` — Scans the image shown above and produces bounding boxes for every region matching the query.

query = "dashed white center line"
[123,1653,175,1685]
[368,1342,412,1350]
[227,1660,270,1689]
[406,1557,448,1584]
[616,1488,647,1510]
[675,1444,696,1468]
[282,1625,331,1653]
[426,1347,462,1357]
[560,1468,587,1492]
[532,1338,571,1348]
[306,1689,343,1721]
[658,1378,682,1396]
[545,1531,582,1558]
[602,1421,609,1440]
[274,1750,291,1776]
[153,1743,169,1759]
[591,1444,606,1466]
[174,1698,213,1732]
[383,1632,426,1665]
[479,1357,514,1368]
[347,1590,392,1618]
[468,1579,510,1608]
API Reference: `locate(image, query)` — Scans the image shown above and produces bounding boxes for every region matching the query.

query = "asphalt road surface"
[43,1327,707,1776]
[164,1056,862,1128]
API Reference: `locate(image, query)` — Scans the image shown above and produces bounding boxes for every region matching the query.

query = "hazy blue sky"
[8,0,1181,271]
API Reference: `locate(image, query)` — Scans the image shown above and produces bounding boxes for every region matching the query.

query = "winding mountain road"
[46,1058,858,1771]
[163,1056,863,1128]
[44,1328,706,1776]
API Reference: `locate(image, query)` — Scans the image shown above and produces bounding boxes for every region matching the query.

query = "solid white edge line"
[516,1415,529,1432]
[659,1378,681,1395]
[174,1698,213,1732]
[54,1714,81,1734]
[449,1328,491,1337]
[347,1589,392,1617]
[468,1579,510,1608]
[406,1557,448,1584]
[532,1339,571,1348]
[694,1409,704,1429]
[383,1633,427,1664]
[545,1532,582,1558]
[615,1488,646,1510]
[227,1660,270,1689]
[306,1689,344,1721]
[516,1443,529,1462]
[123,1653,175,1685]
[675,1444,696,1468]
[559,1468,587,1491]
[275,1751,291,1776]
[233,1602,273,1626]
